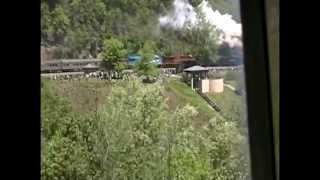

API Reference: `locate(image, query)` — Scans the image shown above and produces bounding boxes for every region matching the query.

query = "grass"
[207,87,247,127]
[163,78,223,127]
[225,80,237,88]
[41,77,224,127]
[42,78,111,114]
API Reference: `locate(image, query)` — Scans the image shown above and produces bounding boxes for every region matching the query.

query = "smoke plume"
[159,0,242,48]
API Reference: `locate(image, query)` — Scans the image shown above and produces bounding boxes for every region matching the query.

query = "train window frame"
[240,0,277,180]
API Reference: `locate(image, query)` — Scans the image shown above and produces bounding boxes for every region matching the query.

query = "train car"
[127,55,163,66]
[61,59,101,72]
[41,59,102,73]
[41,60,63,73]
[128,55,141,65]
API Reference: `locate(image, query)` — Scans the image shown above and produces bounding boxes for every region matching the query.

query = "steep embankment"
[42,77,225,127]
[163,78,225,127]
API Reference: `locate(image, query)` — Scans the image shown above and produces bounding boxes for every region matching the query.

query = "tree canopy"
[41,78,250,179]
[102,37,127,72]
[135,40,159,81]
[41,0,239,64]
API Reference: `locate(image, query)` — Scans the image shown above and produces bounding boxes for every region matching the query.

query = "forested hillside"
[41,78,250,179]
[41,0,240,62]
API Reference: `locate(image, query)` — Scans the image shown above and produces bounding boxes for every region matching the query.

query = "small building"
[184,65,224,93]
[209,79,224,93]
[184,65,209,91]
[161,54,196,73]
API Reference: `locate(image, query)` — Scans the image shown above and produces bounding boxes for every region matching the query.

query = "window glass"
[41,0,252,179]
[265,0,279,178]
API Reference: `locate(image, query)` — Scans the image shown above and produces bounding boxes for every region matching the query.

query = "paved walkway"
[224,83,236,91]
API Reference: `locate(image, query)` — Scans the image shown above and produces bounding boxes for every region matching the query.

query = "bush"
[135,40,160,82]
[41,81,95,179]
[41,79,250,179]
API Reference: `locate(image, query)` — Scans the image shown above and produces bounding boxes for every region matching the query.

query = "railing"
[196,90,222,112]
[205,65,243,71]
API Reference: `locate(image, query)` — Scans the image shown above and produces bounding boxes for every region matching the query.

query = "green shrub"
[41,81,95,179]
[41,79,250,180]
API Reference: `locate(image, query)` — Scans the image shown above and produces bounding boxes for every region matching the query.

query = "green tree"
[68,0,107,57]
[135,40,159,82]
[41,0,239,58]
[50,5,70,44]
[102,37,127,74]
[190,0,203,7]
[41,79,95,179]
[209,0,241,22]
[41,1,52,45]
[41,78,250,179]
[92,79,250,179]
[182,10,220,65]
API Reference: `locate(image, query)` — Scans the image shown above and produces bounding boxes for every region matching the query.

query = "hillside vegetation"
[41,0,240,64]
[41,77,250,179]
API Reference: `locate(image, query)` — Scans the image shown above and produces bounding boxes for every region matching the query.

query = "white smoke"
[159,0,242,48]
[159,0,197,29]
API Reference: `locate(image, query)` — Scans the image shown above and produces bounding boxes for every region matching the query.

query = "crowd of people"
[42,67,178,81]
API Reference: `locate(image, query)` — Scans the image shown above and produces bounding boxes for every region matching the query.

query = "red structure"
[161,54,197,72]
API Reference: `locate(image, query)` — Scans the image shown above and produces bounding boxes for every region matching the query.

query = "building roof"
[163,54,195,64]
[184,65,208,72]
